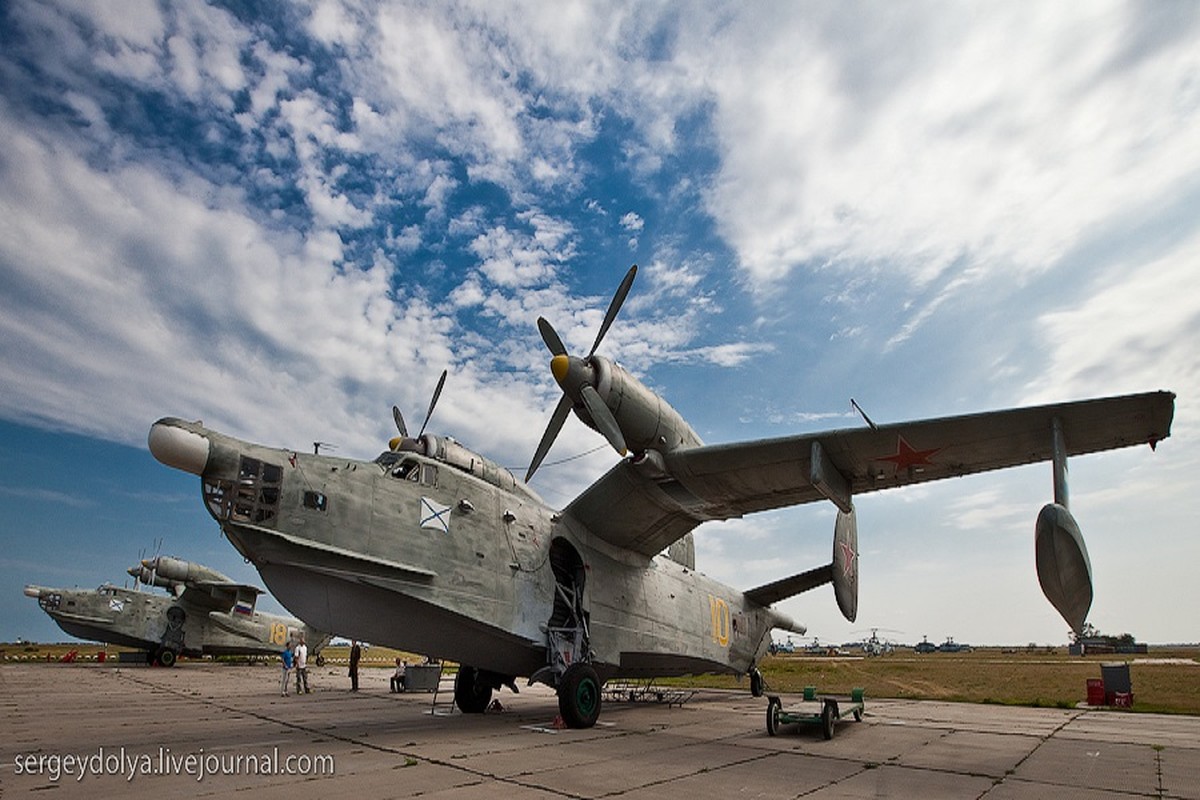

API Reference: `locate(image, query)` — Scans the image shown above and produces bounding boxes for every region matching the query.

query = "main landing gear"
[557,662,601,728]
[529,538,602,728]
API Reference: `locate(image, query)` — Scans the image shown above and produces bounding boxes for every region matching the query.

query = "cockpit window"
[391,461,420,481]
[383,458,437,486]
[374,451,402,468]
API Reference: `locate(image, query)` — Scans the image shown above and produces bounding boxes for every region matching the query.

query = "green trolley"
[765,687,865,739]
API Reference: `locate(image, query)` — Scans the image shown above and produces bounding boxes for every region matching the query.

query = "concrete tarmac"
[2,662,1198,798]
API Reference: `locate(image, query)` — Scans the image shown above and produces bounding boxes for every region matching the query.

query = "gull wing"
[180,581,264,614]
[561,391,1174,559]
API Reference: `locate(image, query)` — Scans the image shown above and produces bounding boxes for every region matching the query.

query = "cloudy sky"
[2,1,1197,647]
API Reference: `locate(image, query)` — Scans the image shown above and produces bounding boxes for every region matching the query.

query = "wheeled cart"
[765,687,865,739]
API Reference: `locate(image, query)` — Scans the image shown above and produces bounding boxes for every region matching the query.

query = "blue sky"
[1,1,1197,646]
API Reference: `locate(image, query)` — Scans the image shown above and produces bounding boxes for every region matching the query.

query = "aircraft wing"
[561,391,1174,559]
[181,581,263,614]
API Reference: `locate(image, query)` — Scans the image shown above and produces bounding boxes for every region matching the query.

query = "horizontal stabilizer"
[745,564,833,607]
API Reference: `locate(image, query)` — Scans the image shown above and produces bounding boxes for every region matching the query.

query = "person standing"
[348,640,361,691]
[280,641,294,696]
[390,658,407,693]
[295,634,310,694]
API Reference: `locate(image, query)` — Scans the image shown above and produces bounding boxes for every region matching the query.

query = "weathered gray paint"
[25,566,327,659]
[147,387,1173,710]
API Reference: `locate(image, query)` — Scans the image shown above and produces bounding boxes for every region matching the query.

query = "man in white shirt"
[295,635,310,694]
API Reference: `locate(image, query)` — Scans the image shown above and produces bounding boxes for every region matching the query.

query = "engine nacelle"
[129,566,179,590]
[1035,502,1093,635]
[832,507,859,623]
[143,556,231,585]
[590,356,703,454]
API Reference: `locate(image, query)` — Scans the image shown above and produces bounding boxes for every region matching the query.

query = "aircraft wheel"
[157,648,177,668]
[821,703,836,740]
[558,663,601,728]
[454,666,492,714]
[315,655,325,667]
[766,696,781,736]
[750,667,764,698]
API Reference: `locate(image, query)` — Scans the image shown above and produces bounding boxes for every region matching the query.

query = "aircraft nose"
[148,418,210,475]
[23,585,44,598]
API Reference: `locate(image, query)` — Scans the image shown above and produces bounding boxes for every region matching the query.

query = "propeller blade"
[588,264,637,357]
[538,317,567,356]
[417,370,447,439]
[392,405,408,438]
[526,394,573,483]
[580,384,627,456]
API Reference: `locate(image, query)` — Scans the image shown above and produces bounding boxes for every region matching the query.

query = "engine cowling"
[1035,502,1093,635]
[128,566,179,590]
[142,556,232,585]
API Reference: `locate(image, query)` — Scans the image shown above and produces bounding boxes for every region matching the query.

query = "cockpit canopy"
[375,433,541,502]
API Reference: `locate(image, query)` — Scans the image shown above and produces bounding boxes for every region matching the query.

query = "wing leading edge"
[562,391,1174,559]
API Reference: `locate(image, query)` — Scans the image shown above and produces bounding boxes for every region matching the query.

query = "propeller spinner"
[526,265,637,482]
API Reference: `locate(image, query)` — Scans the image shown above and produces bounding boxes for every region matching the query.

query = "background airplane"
[147,267,1173,726]
[25,555,330,666]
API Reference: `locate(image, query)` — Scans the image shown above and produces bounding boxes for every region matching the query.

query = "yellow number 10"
[708,595,730,647]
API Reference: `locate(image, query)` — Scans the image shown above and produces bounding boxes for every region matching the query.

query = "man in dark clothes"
[349,640,362,691]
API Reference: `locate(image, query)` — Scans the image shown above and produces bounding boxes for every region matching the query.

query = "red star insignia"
[838,540,857,579]
[877,436,940,472]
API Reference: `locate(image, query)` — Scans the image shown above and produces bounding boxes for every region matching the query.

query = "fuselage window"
[303,491,327,511]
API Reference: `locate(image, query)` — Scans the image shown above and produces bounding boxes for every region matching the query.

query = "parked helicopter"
[25,555,330,665]
[147,265,1173,727]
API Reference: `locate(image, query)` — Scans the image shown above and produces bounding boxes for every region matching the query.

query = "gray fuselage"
[151,418,782,682]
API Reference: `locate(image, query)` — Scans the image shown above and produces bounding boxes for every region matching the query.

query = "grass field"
[663,648,1200,716]
[6,642,1197,715]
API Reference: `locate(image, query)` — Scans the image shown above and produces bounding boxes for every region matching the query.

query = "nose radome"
[148,419,210,475]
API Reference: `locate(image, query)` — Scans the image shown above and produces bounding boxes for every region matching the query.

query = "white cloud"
[2,2,1197,646]
[686,5,1200,299]
[306,0,364,47]
[1028,230,1200,445]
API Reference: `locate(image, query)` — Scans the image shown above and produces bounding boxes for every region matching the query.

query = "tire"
[821,703,836,740]
[157,648,177,668]
[766,696,781,736]
[454,666,492,714]
[315,655,325,667]
[750,668,764,698]
[558,663,601,728]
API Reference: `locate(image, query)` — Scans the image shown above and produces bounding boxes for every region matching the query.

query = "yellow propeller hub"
[551,354,570,383]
